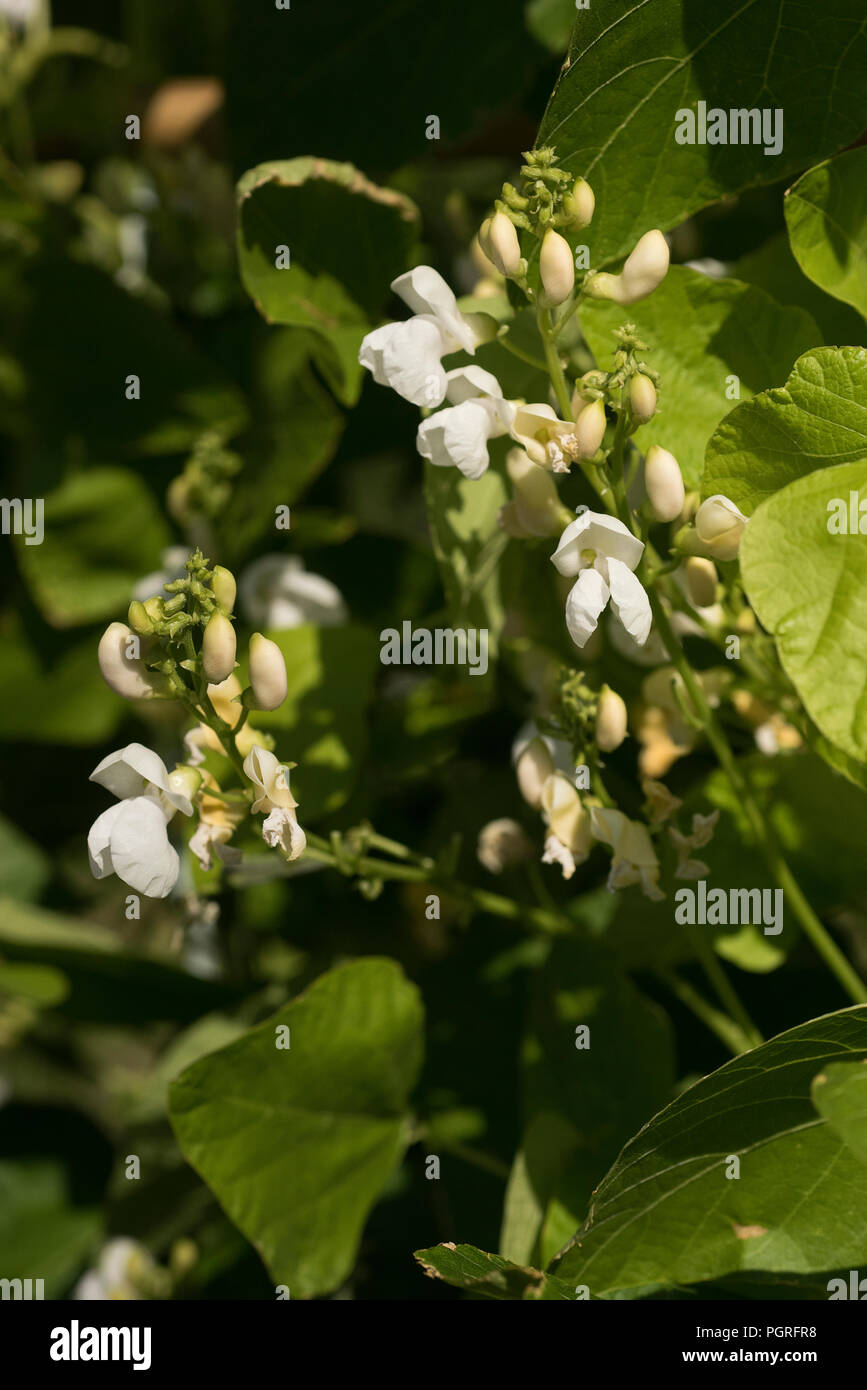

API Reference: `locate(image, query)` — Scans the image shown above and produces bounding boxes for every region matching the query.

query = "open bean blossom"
[243,745,307,861]
[359,265,481,407]
[417,365,515,479]
[551,510,652,650]
[87,744,194,899]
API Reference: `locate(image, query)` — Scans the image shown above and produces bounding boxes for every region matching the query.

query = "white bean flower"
[87,744,194,898]
[239,555,347,630]
[417,366,514,479]
[551,511,651,650]
[509,403,579,471]
[73,1238,161,1300]
[243,745,306,861]
[589,806,664,900]
[359,265,480,407]
[694,494,748,562]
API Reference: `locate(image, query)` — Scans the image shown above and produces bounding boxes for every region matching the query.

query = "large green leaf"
[16,467,169,628]
[553,1007,867,1296]
[813,1061,867,1168]
[703,346,867,513]
[0,1160,100,1298]
[785,148,867,320]
[415,1242,577,1300]
[740,460,867,762]
[169,959,424,1299]
[581,268,819,487]
[735,233,866,347]
[0,812,50,901]
[247,624,379,818]
[537,0,867,266]
[237,158,419,405]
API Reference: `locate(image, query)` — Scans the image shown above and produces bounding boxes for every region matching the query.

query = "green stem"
[498,334,549,373]
[657,969,750,1057]
[692,931,763,1048]
[648,588,867,1005]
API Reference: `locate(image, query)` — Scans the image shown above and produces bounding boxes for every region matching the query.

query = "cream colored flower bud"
[478,217,493,259]
[515,735,555,810]
[487,211,522,278]
[684,556,718,608]
[596,684,628,753]
[629,373,656,423]
[98,622,162,700]
[168,765,203,801]
[695,494,747,561]
[202,612,236,683]
[477,818,533,873]
[570,371,607,413]
[645,445,685,522]
[127,600,154,635]
[539,228,575,306]
[211,565,236,614]
[248,632,288,711]
[575,398,607,458]
[562,177,595,229]
[584,229,669,305]
[540,773,593,856]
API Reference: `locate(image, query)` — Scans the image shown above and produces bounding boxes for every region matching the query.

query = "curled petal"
[565,568,609,648]
[390,266,476,354]
[417,398,504,479]
[262,807,307,861]
[359,317,448,406]
[89,743,192,816]
[603,556,652,647]
[88,797,179,898]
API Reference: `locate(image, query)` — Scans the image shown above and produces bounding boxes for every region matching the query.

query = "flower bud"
[684,556,718,608]
[571,371,607,413]
[500,447,564,538]
[202,612,236,683]
[629,373,656,423]
[248,632,288,711]
[644,445,685,522]
[478,217,493,259]
[168,764,203,801]
[477,818,533,873]
[596,684,628,752]
[98,622,165,700]
[487,212,522,278]
[575,398,607,458]
[539,228,575,306]
[562,177,595,229]
[695,494,747,561]
[127,599,154,635]
[584,229,669,305]
[514,735,555,810]
[540,773,593,856]
[211,565,236,614]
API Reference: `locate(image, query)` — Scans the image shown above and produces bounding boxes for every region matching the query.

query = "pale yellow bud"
[575,398,607,458]
[211,565,236,614]
[487,212,522,278]
[684,556,718,608]
[539,228,574,306]
[644,445,685,522]
[248,632,288,711]
[97,622,162,700]
[562,177,595,229]
[515,736,555,810]
[540,773,593,856]
[629,373,657,423]
[695,494,747,561]
[202,611,237,683]
[478,217,493,259]
[584,229,669,305]
[596,684,628,752]
[168,765,203,801]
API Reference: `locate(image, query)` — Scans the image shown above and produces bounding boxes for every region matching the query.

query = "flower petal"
[417,399,499,479]
[262,807,307,861]
[102,797,179,898]
[444,364,503,404]
[359,317,448,406]
[604,556,652,646]
[564,568,609,648]
[551,510,644,578]
[89,742,192,816]
[390,266,476,354]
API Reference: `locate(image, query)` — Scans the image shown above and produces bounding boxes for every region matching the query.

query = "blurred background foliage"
[0,0,865,1299]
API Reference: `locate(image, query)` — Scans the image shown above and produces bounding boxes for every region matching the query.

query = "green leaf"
[703,347,867,514]
[740,460,867,761]
[785,148,867,320]
[237,158,419,405]
[0,618,122,745]
[169,959,424,1299]
[735,233,866,347]
[248,624,378,818]
[0,811,50,900]
[16,467,170,628]
[581,268,819,487]
[0,1159,100,1297]
[0,960,68,1006]
[812,1061,867,1168]
[537,0,867,265]
[424,456,508,655]
[525,0,575,53]
[415,1242,578,1300]
[553,1007,867,1296]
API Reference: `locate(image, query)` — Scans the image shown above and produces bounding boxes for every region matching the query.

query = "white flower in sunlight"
[416,365,514,479]
[131,545,189,601]
[74,1238,158,1301]
[87,744,194,898]
[243,745,306,861]
[238,554,347,630]
[510,403,579,471]
[359,265,480,407]
[590,806,664,900]
[551,510,651,650]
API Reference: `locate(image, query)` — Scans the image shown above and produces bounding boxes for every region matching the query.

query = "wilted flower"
[243,745,306,860]
[551,511,651,650]
[589,806,664,900]
[184,674,261,766]
[669,810,720,880]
